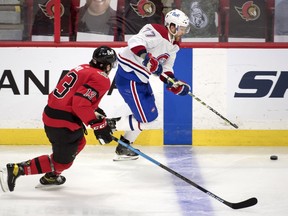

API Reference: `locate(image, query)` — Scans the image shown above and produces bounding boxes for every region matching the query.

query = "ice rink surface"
[0,144,287,216]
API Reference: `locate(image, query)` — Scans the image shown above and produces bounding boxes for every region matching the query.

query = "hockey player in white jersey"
[112,9,191,161]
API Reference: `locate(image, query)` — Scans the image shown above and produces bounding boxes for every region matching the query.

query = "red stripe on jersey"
[119,54,151,75]
[130,81,147,123]
[151,24,170,41]
[151,24,180,46]
[131,45,146,56]
[43,112,82,131]
[138,121,142,131]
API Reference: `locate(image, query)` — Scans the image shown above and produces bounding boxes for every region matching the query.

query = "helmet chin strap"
[168,23,184,43]
[104,64,112,74]
[168,33,175,43]
[166,24,176,43]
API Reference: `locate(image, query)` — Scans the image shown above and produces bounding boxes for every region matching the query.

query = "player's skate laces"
[39,172,66,185]
[113,135,139,161]
[5,163,25,192]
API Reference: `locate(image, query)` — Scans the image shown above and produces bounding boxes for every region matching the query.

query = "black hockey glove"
[95,107,106,117]
[89,118,113,145]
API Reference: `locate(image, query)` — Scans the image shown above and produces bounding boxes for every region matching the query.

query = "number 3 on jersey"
[53,72,78,98]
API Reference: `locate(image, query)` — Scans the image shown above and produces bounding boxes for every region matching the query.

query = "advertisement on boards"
[1,47,288,146]
[227,49,288,129]
[0,47,164,129]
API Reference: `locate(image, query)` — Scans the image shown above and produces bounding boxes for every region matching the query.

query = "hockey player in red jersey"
[0,46,117,192]
[112,9,191,161]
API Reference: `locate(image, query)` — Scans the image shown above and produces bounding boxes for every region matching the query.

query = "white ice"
[0,145,287,216]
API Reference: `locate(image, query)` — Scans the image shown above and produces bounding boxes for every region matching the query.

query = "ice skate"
[0,167,9,192]
[35,172,66,189]
[113,136,139,161]
[3,163,25,192]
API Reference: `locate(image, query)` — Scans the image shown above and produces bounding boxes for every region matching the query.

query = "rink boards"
[0,47,287,145]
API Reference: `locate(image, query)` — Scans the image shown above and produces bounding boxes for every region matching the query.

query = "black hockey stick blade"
[227,197,258,209]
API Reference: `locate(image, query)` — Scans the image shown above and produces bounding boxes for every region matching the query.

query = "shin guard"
[23,155,53,175]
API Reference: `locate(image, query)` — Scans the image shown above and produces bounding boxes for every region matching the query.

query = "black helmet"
[90,46,117,73]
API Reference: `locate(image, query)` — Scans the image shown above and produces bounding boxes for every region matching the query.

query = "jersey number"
[53,72,78,98]
[143,27,156,37]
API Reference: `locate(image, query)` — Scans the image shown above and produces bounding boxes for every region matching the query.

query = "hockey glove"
[166,78,190,96]
[90,118,113,145]
[142,53,163,76]
[94,107,106,117]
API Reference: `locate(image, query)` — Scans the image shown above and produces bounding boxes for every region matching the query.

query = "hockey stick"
[162,73,239,129]
[112,135,257,209]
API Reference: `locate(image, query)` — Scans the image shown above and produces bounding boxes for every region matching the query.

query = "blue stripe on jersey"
[129,114,134,130]
[117,56,149,81]
[164,48,193,145]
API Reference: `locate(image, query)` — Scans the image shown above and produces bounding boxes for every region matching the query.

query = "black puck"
[270,155,278,160]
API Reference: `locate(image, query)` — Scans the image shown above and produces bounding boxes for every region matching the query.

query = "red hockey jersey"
[43,64,111,131]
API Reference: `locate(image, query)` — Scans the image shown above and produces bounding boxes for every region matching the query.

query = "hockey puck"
[270,155,278,160]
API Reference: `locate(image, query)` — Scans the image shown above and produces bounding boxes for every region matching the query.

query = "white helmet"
[165,9,190,35]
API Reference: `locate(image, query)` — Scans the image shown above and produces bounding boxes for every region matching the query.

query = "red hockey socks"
[22,155,53,175]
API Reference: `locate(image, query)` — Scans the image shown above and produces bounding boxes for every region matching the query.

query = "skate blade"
[35,183,64,191]
[113,155,139,161]
[0,168,9,192]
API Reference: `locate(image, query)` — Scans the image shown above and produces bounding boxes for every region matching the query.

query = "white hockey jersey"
[117,23,180,83]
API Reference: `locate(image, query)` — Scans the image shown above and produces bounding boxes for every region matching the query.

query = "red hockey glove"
[142,53,163,76]
[90,118,113,144]
[166,78,190,96]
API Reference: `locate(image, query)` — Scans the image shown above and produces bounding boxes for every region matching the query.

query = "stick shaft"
[162,73,238,129]
[189,92,238,129]
[112,136,257,209]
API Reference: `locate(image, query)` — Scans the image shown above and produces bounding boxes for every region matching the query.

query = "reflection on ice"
[0,145,288,216]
